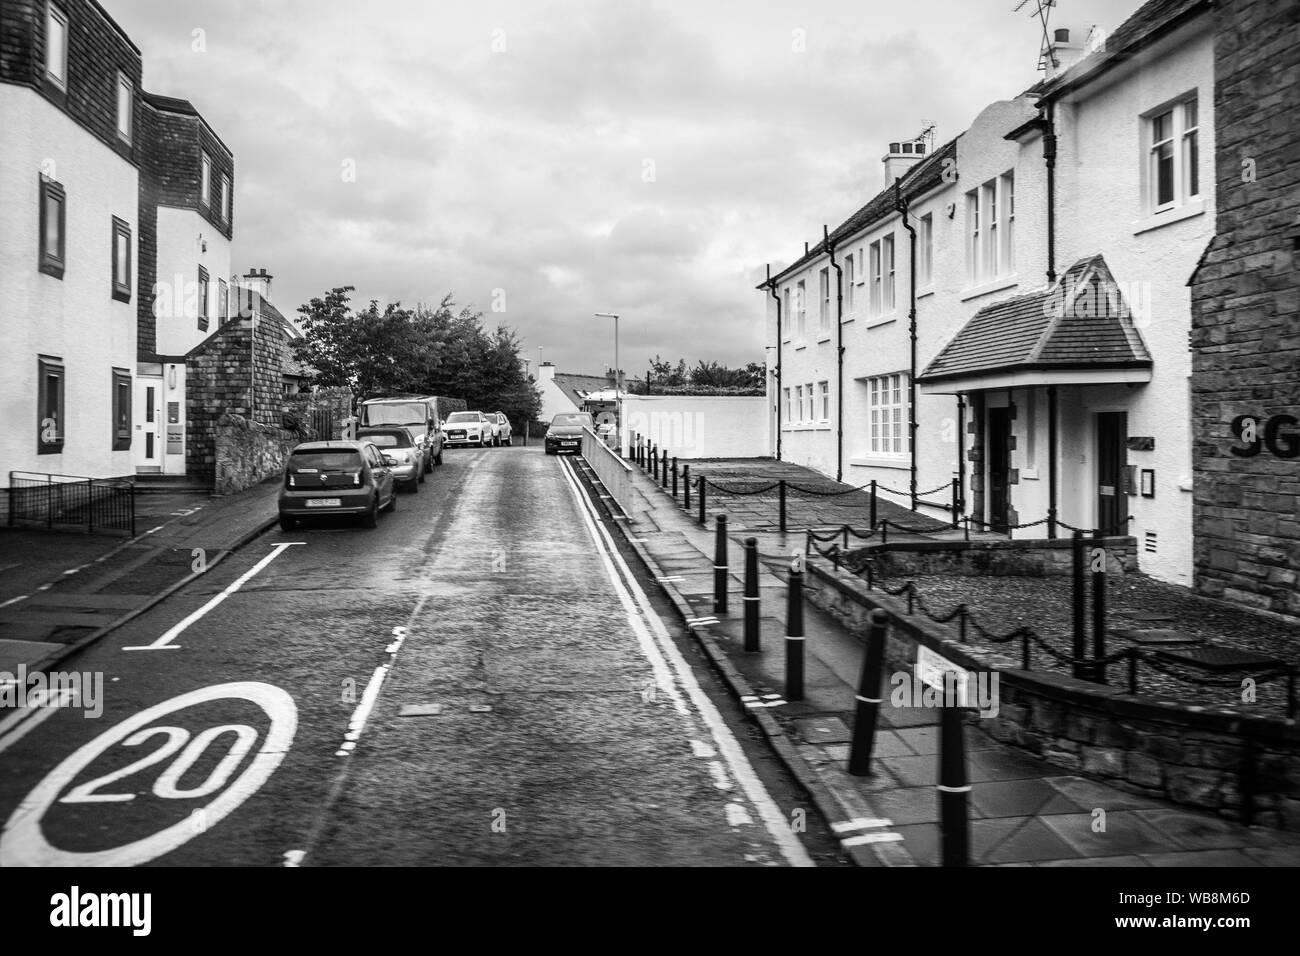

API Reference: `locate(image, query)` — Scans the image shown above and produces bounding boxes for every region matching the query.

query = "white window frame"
[782,286,790,339]
[1145,94,1199,214]
[784,387,792,424]
[845,254,855,312]
[818,381,830,422]
[869,241,882,315]
[818,267,830,335]
[968,173,1014,284]
[867,372,910,457]
[200,153,212,207]
[883,234,895,312]
[1002,173,1015,275]
[221,174,231,223]
[45,4,68,90]
[795,385,804,423]
[795,279,806,341]
[919,213,933,286]
[116,72,132,142]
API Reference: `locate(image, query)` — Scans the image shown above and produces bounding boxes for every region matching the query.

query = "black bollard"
[743,538,760,652]
[672,457,678,497]
[1071,530,1086,680]
[786,555,805,701]
[683,465,691,511]
[951,480,960,529]
[1092,527,1107,684]
[778,480,787,533]
[661,450,669,489]
[713,515,728,614]
[651,442,658,477]
[848,609,888,776]
[938,700,970,866]
[698,477,707,526]
[869,479,877,529]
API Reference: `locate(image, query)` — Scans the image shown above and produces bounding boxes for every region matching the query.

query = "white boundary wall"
[619,396,769,460]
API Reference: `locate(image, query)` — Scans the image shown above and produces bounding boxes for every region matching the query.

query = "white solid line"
[937,784,973,793]
[842,832,904,847]
[831,817,893,834]
[0,689,76,756]
[122,541,305,650]
[0,595,30,609]
[857,695,882,704]
[558,457,814,868]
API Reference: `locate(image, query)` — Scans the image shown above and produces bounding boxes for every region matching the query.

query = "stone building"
[1188,0,1300,619]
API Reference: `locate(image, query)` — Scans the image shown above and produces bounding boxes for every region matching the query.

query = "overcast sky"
[110,0,1144,379]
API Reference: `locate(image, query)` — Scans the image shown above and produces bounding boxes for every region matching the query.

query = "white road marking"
[706,760,733,790]
[0,594,30,609]
[558,456,815,868]
[283,849,305,867]
[334,613,420,757]
[725,802,754,827]
[831,817,893,834]
[122,542,305,651]
[0,682,297,867]
[0,689,76,756]
[841,832,904,847]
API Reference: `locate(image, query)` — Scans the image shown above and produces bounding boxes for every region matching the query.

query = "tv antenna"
[914,123,936,153]
[1012,0,1058,72]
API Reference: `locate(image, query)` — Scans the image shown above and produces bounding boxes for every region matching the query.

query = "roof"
[142,91,233,157]
[760,137,961,288]
[917,254,1152,385]
[552,373,614,405]
[1036,0,1213,101]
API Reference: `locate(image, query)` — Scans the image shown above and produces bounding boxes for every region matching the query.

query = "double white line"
[557,456,814,867]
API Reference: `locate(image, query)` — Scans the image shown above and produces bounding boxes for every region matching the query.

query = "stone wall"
[1189,0,1300,619]
[850,535,1139,578]
[807,559,1300,830]
[213,413,302,496]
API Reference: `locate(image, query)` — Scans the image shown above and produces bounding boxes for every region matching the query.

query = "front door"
[133,376,163,472]
[987,407,1011,534]
[1096,412,1127,534]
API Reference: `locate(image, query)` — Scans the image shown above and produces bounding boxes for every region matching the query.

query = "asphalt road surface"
[0,445,845,867]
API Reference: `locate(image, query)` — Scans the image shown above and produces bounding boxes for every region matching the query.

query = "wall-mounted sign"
[166,426,184,455]
[1229,414,1298,459]
[167,402,180,425]
[1140,469,1155,498]
[1126,436,1155,451]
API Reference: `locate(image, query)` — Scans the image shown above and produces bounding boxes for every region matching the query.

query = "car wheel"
[409,477,420,494]
[361,498,379,529]
[434,450,444,466]
[386,488,398,511]
[279,514,296,532]
[506,437,512,446]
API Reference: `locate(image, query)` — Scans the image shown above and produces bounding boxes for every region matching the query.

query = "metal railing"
[7,471,136,536]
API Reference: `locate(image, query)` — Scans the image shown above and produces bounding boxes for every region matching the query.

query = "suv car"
[491,412,513,446]
[357,426,423,492]
[278,440,398,530]
[545,412,594,455]
[443,410,494,448]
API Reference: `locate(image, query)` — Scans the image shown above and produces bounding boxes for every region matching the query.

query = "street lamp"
[594,312,620,454]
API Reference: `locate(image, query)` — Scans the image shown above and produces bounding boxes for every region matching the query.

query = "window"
[869,241,882,314]
[38,357,65,455]
[1147,95,1199,212]
[795,385,804,422]
[218,278,228,321]
[197,266,210,331]
[968,172,1014,284]
[919,214,933,286]
[818,267,830,335]
[818,381,830,421]
[112,368,131,451]
[883,234,895,312]
[45,4,68,90]
[221,174,231,223]
[867,372,910,456]
[845,254,855,311]
[111,217,131,301]
[784,388,792,423]
[39,176,66,278]
[795,280,806,340]
[806,382,814,422]
[201,154,212,207]
[1003,173,1015,274]
[782,286,790,338]
[116,73,132,142]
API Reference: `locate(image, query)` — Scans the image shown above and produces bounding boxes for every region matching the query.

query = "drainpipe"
[895,179,919,510]
[1048,385,1059,538]
[957,393,966,516]
[825,225,844,482]
[1043,103,1057,285]
[767,263,783,462]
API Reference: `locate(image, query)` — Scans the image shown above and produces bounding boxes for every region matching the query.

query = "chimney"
[537,361,556,381]
[241,267,273,304]
[882,139,927,188]
[1043,25,1098,80]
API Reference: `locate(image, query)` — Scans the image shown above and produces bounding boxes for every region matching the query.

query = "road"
[0,445,845,866]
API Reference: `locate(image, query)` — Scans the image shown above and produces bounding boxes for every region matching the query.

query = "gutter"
[1044,102,1058,284]
[824,225,844,482]
[894,180,919,510]
[767,263,783,461]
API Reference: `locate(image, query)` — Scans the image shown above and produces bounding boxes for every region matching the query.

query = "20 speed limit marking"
[0,682,297,867]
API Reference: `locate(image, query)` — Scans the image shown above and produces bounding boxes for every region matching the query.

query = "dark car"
[278,440,398,530]
[545,412,594,455]
[357,426,423,493]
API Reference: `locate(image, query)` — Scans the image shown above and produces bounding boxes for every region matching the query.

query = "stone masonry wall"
[1189,0,1300,619]
[854,535,1139,578]
[213,413,300,496]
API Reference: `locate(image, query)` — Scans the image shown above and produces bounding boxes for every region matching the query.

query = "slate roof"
[759,136,961,288]
[552,373,614,406]
[917,254,1152,385]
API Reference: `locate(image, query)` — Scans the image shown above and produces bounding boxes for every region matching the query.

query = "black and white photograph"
[0,0,1296,927]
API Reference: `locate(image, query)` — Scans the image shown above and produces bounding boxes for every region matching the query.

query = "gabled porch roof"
[916,254,1153,394]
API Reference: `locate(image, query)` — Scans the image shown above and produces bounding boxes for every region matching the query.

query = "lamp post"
[595,312,621,454]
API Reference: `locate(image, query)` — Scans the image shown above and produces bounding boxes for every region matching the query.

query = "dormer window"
[116,73,132,142]
[45,5,68,90]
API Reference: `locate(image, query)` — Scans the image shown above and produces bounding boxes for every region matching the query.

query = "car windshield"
[289,450,362,471]
[358,432,410,448]
[446,412,479,423]
[362,402,426,426]
[552,414,594,427]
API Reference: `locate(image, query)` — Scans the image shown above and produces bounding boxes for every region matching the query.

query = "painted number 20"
[61,725,257,804]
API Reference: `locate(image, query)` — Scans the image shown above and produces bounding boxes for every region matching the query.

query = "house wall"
[1050,20,1216,585]
[0,82,138,479]
[1189,0,1300,619]
[154,204,232,355]
[621,395,769,459]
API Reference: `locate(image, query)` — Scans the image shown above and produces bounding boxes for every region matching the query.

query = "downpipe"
[894,180,919,510]
[767,263,783,462]
[825,225,844,483]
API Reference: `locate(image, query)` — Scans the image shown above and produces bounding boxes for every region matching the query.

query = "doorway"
[1096,411,1127,534]
[133,376,163,473]
[987,406,1011,533]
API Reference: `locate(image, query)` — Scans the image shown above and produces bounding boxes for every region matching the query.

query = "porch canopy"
[917,255,1152,394]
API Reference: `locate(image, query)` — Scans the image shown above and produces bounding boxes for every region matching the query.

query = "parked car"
[357,395,453,469]
[443,410,494,448]
[545,412,594,455]
[491,412,513,446]
[357,426,423,493]
[278,440,398,530]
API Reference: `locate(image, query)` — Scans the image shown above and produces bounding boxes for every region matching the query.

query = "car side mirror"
[383,455,397,467]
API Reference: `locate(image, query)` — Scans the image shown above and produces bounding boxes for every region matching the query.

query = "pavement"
[599,454,1300,867]
[0,478,282,676]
